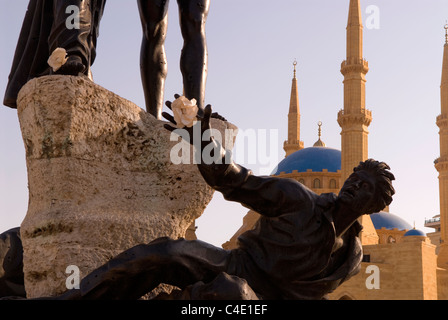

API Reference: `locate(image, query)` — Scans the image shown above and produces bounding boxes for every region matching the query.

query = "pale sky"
[1,0,448,247]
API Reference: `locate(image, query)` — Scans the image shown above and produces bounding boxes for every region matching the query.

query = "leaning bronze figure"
[50,98,395,300]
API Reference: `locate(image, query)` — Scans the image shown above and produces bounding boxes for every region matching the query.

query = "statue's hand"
[210,112,227,122]
[162,94,213,147]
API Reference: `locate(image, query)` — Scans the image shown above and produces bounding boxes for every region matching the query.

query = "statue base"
[16,75,236,298]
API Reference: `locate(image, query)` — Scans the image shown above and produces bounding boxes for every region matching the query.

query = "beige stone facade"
[330,236,439,300]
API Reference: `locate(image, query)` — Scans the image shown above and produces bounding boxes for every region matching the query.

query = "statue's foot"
[55,55,86,76]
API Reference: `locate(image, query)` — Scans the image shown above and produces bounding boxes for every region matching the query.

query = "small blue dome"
[370,212,412,231]
[272,147,341,175]
[404,229,426,237]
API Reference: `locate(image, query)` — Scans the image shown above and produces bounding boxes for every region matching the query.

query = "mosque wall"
[331,236,439,300]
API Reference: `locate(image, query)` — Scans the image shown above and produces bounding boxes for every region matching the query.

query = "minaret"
[284,60,304,157]
[435,24,448,268]
[339,0,378,245]
[337,0,372,182]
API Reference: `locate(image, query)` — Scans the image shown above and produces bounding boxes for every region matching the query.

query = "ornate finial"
[313,121,326,147]
[293,59,297,79]
[445,22,448,44]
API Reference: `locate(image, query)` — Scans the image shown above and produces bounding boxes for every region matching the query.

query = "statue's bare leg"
[177,0,210,113]
[74,238,231,300]
[138,0,169,119]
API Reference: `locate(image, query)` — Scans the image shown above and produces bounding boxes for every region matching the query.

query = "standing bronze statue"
[4,0,209,119]
[3,0,106,109]
[51,99,395,300]
[137,0,210,119]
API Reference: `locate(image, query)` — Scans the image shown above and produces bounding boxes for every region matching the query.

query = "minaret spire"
[289,59,299,114]
[293,59,297,79]
[347,0,363,60]
[338,0,372,182]
[435,23,448,268]
[442,24,448,115]
[445,22,448,45]
[284,60,304,157]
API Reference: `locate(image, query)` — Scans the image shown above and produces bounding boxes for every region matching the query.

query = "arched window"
[298,179,305,185]
[313,178,321,189]
[330,179,337,189]
[387,236,396,243]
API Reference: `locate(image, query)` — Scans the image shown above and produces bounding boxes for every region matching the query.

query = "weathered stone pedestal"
[17,75,236,298]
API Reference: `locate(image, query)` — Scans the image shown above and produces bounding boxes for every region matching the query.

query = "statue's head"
[339,159,395,215]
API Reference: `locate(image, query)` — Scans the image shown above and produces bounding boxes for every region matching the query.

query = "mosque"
[221,0,448,300]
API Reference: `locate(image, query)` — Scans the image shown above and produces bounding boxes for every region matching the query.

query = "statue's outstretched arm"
[163,98,312,217]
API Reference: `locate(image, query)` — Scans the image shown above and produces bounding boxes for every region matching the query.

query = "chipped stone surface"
[17,75,236,298]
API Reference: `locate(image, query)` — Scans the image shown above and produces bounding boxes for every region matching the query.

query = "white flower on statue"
[171,96,199,128]
[47,48,68,72]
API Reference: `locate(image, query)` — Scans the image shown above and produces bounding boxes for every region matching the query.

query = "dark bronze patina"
[137,0,210,119]
[3,0,106,109]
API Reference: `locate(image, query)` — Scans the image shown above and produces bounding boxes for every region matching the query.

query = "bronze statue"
[3,0,106,109]
[0,228,25,298]
[4,0,209,120]
[52,99,395,300]
[137,0,210,119]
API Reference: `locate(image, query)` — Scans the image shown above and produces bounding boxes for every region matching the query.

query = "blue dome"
[370,212,412,231]
[404,229,426,237]
[273,147,341,175]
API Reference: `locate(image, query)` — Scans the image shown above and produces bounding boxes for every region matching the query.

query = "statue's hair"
[353,159,395,213]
